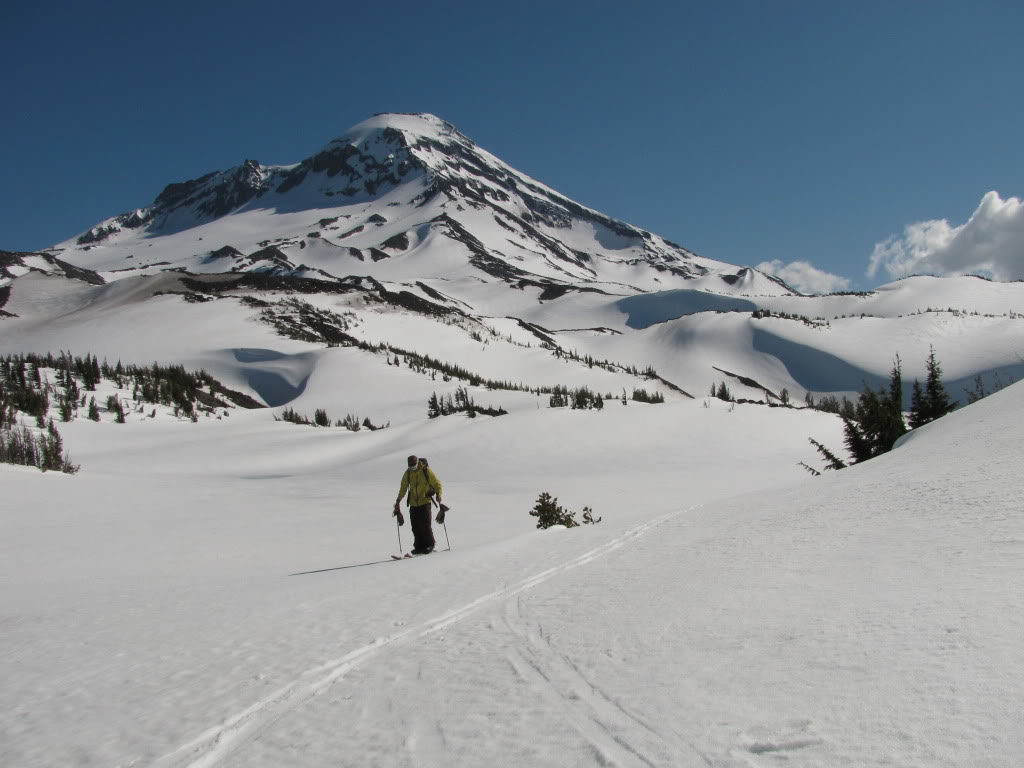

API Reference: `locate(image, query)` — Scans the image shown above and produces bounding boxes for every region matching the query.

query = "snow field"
[155,382,1024,768]
[2,392,848,767]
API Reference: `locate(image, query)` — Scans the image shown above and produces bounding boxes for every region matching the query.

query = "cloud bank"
[756,259,851,295]
[869,191,1024,281]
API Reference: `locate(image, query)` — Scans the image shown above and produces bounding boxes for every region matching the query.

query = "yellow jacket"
[396,465,442,508]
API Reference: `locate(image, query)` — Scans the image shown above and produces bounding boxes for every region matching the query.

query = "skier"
[393,455,443,554]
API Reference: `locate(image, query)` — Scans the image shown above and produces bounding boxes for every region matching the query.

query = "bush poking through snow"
[276,407,388,431]
[529,492,602,529]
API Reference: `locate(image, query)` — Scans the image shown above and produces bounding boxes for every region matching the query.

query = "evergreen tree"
[908,379,927,429]
[58,391,74,423]
[923,346,955,422]
[842,358,907,463]
[842,416,873,464]
[880,355,908,451]
[809,437,847,470]
[42,419,64,471]
[107,395,126,424]
[909,347,955,427]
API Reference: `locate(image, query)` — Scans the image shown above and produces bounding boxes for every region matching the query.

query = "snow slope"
[2,369,1022,766]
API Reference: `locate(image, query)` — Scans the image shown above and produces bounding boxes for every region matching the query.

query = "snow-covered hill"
[2,355,1021,767]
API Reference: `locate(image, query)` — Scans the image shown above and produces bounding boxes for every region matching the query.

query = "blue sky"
[2,1,1021,290]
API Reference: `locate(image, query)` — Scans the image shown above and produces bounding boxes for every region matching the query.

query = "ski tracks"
[501,593,701,768]
[152,508,690,768]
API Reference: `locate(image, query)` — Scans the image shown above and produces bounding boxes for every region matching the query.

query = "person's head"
[407,455,418,469]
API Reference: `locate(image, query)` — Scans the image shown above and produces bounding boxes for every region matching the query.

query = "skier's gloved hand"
[436,503,448,524]
[393,505,404,526]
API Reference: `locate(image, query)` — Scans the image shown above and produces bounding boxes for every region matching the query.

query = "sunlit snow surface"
[2,375,1023,766]
[2,112,1023,766]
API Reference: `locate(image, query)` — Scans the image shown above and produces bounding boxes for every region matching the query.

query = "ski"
[390,550,441,560]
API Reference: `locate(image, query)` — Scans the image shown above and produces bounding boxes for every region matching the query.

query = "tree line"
[0,352,263,473]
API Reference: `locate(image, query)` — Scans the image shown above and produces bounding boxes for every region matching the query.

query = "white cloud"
[756,259,851,295]
[868,191,1024,281]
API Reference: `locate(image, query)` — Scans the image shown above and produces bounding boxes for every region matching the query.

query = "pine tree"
[840,358,908,463]
[879,355,907,451]
[809,437,847,470]
[842,416,873,464]
[923,346,955,422]
[42,419,64,471]
[908,379,926,428]
[909,347,955,427]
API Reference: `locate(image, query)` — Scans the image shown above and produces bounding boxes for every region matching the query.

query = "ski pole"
[396,515,403,556]
[436,502,451,551]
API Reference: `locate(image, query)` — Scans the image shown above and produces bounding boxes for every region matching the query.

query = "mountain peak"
[319,113,458,155]
[56,112,762,294]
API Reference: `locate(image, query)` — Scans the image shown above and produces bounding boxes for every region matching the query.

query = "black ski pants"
[409,503,435,552]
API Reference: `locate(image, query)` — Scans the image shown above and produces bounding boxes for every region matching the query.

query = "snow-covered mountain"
[2,113,1021,409]
[55,112,781,295]
[4,113,1024,767]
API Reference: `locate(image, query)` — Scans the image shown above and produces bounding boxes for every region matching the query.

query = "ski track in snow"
[152,508,686,768]
[500,593,708,767]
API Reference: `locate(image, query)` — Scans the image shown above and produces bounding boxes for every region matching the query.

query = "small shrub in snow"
[106,395,127,424]
[963,371,1015,404]
[529,492,602,529]
[278,407,388,431]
